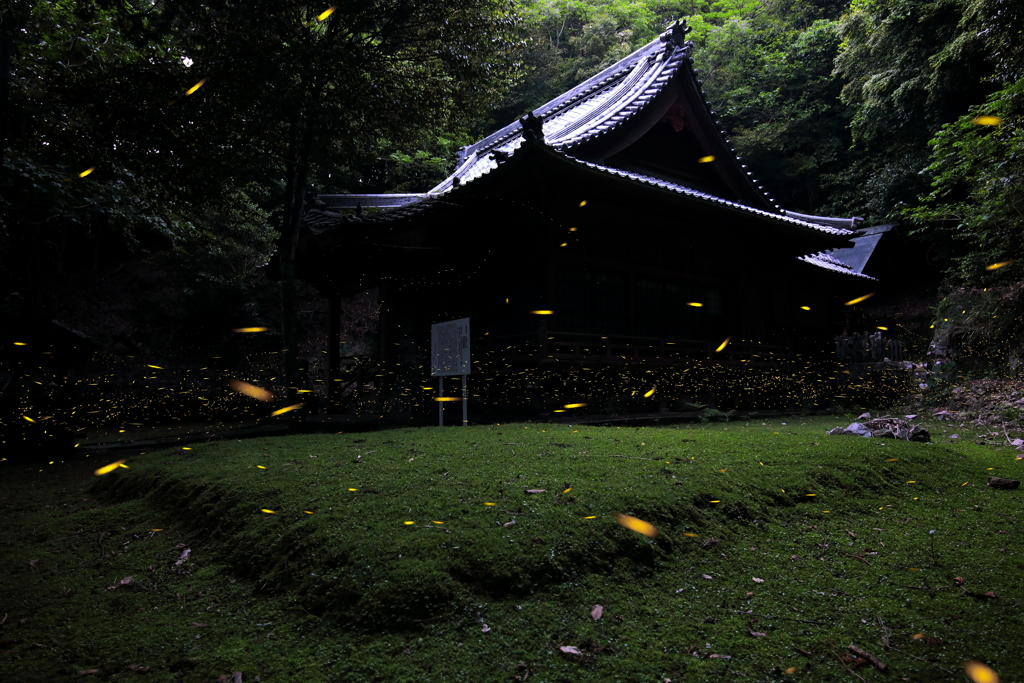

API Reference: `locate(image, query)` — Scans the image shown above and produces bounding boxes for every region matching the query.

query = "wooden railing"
[836,332,905,362]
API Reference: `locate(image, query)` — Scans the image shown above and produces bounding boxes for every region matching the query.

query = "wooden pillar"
[326,293,341,412]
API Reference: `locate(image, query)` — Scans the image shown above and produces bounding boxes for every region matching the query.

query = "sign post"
[430,318,470,426]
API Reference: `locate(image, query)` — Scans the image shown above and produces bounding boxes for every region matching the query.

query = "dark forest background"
[2,0,1023,432]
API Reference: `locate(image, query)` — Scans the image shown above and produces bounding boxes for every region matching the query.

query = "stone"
[826,418,930,442]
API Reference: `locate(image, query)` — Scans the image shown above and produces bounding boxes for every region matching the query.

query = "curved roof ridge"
[549,47,689,150]
[570,156,853,235]
[428,23,693,194]
[460,35,670,161]
[783,210,862,231]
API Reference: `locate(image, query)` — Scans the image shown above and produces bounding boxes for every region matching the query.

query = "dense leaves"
[3,0,1024,377]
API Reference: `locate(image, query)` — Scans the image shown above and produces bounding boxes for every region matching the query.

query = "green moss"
[2,417,1022,681]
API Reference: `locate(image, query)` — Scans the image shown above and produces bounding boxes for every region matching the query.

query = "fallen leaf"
[560,645,581,655]
[77,670,99,675]
[525,489,546,494]
[749,629,766,637]
[911,633,924,640]
[481,624,491,632]
[191,622,207,628]
[28,559,39,567]
[785,666,797,674]
[174,548,191,566]
[752,577,764,583]
[591,604,603,620]
[702,574,713,580]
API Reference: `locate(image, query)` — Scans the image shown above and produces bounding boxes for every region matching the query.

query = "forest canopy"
[2,0,1022,370]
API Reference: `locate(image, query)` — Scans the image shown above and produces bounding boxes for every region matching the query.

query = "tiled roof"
[798,252,877,279]
[783,210,863,232]
[429,22,706,195]
[570,157,854,236]
[820,224,894,274]
[303,20,872,281]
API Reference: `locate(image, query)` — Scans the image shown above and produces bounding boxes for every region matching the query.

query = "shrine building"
[291,20,887,419]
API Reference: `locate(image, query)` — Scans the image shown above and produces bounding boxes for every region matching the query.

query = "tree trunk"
[279,108,314,419]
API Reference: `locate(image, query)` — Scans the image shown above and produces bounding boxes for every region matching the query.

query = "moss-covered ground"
[1,416,1022,682]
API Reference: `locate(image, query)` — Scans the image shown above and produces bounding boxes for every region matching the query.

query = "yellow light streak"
[78,167,95,178]
[94,459,127,476]
[615,513,658,538]
[964,661,999,683]
[715,336,731,353]
[226,378,274,402]
[972,116,1000,126]
[233,327,268,333]
[697,155,715,163]
[317,6,337,20]
[985,260,1013,271]
[844,292,876,306]
[271,403,304,416]
[186,78,207,95]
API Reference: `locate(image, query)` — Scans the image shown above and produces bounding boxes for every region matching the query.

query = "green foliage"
[703,18,855,212]
[835,0,988,146]
[904,82,1024,287]
[5,418,1023,681]
[827,0,998,222]
[377,135,474,193]
[930,284,1024,374]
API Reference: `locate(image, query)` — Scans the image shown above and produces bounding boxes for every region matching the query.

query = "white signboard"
[431,318,471,377]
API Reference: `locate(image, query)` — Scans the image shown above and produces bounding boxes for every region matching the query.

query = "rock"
[987,476,1020,490]
[909,425,930,442]
[846,422,874,437]
[826,418,930,442]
